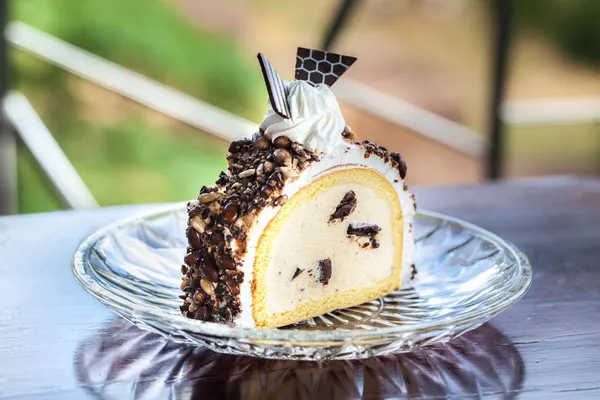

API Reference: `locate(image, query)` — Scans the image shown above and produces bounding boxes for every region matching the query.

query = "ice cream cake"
[179,48,416,328]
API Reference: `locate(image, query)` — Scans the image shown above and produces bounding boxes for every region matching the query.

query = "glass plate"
[73,204,532,360]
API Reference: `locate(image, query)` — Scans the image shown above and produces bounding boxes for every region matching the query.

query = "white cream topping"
[259,80,346,154]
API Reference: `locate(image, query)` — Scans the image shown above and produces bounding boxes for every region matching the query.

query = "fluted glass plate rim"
[72,203,533,343]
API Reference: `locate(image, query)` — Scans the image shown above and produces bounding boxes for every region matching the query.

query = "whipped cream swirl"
[259,80,346,154]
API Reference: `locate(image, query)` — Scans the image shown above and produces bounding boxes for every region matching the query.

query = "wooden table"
[1,176,599,399]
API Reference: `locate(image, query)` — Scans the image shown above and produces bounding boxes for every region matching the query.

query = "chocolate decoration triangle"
[295,47,357,87]
[257,53,290,119]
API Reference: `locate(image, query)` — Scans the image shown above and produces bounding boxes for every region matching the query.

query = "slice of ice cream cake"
[180,48,416,328]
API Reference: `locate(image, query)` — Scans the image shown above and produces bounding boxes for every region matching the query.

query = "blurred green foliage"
[14,0,264,118]
[15,114,227,214]
[12,0,263,214]
[514,0,600,66]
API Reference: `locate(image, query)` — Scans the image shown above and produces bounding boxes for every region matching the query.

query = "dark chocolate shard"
[257,53,290,119]
[329,190,357,222]
[347,223,381,238]
[390,152,407,179]
[292,267,304,281]
[318,258,332,285]
[295,47,357,87]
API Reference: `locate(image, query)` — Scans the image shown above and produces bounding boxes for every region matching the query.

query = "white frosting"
[259,80,346,154]
[234,144,416,327]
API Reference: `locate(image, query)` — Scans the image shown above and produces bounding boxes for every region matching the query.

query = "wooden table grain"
[1,176,599,399]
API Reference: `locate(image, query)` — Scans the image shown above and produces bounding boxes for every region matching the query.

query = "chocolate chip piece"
[222,254,235,270]
[201,258,219,282]
[228,139,246,153]
[269,170,283,182]
[260,185,273,198]
[342,125,356,141]
[187,200,200,213]
[391,152,407,179]
[191,274,201,287]
[292,268,304,281]
[187,227,203,249]
[216,172,228,186]
[226,276,240,296]
[318,259,332,285]
[223,202,239,224]
[273,148,292,166]
[370,238,380,248]
[215,282,227,296]
[194,305,210,320]
[194,289,207,303]
[347,223,381,237]
[263,161,274,173]
[411,264,417,280]
[273,136,291,149]
[216,306,233,322]
[253,133,270,150]
[180,264,188,275]
[184,251,200,268]
[329,190,357,222]
[211,230,224,246]
[291,142,306,156]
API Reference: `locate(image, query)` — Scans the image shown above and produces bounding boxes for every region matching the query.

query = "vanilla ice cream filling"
[234,144,416,327]
[265,183,394,314]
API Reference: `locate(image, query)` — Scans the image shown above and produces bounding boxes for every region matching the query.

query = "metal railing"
[4,93,98,209]
[0,0,14,215]
[335,79,486,157]
[7,21,256,143]
[503,97,600,126]
[2,20,492,215]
